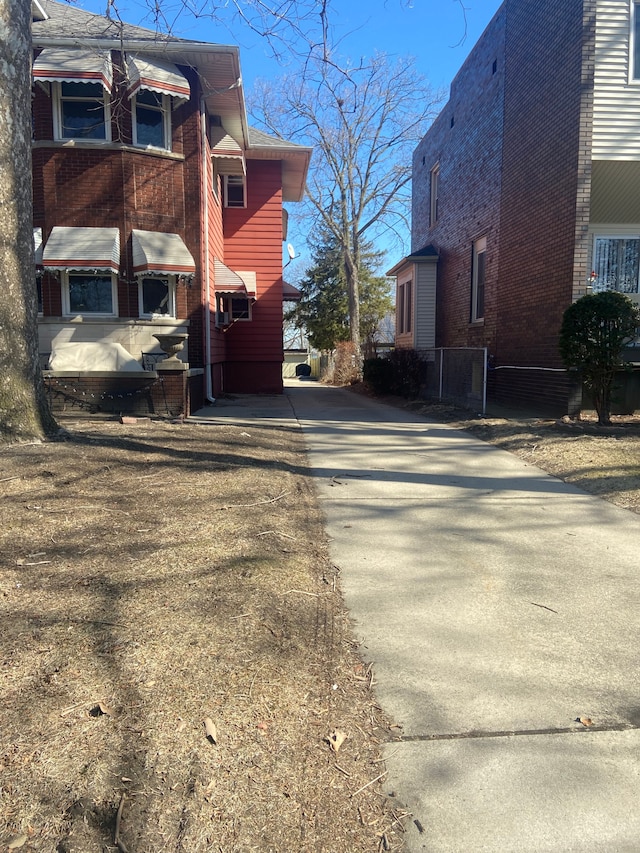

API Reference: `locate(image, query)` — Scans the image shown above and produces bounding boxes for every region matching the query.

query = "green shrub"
[559,291,640,424]
[363,349,426,398]
[363,357,395,394]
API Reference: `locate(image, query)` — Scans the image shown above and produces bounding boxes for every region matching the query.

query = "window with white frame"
[217,293,251,321]
[471,237,486,322]
[397,280,413,334]
[139,276,176,317]
[224,174,246,208]
[429,163,440,227]
[63,271,117,316]
[591,236,640,293]
[54,82,110,141]
[133,90,171,150]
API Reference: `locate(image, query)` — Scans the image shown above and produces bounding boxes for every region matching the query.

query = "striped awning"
[42,226,120,273]
[132,230,195,277]
[34,227,43,264]
[127,55,190,107]
[210,126,245,176]
[214,258,247,294]
[33,47,113,92]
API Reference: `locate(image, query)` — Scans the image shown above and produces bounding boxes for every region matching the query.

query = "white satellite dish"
[286,243,296,260]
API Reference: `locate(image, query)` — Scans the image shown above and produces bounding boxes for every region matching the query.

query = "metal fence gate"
[418,347,487,414]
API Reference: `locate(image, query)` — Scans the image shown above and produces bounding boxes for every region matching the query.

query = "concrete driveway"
[195,381,640,852]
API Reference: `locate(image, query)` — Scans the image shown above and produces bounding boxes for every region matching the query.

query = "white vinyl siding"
[593,0,640,158]
[397,280,413,336]
[414,263,437,349]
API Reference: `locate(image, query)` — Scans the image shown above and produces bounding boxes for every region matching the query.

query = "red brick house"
[390,0,640,412]
[31,0,311,415]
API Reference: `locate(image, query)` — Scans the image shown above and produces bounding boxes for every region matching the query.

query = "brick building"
[31,0,311,415]
[390,0,640,411]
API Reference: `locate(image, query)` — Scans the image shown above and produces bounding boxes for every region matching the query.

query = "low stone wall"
[44,368,204,418]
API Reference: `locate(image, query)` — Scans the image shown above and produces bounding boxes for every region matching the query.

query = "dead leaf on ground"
[8,835,28,850]
[326,729,347,753]
[577,716,594,727]
[204,717,218,743]
[89,701,116,718]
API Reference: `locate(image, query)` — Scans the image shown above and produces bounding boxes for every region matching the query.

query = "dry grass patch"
[1,419,403,852]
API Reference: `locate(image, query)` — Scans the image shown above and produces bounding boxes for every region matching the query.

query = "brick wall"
[32,67,206,375]
[497,0,592,368]
[412,4,506,360]
[44,371,203,417]
[411,0,596,411]
[492,0,595,408]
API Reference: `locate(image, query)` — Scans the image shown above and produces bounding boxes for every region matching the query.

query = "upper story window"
[429,163,440,227]
[54,81,110,141]
[471,236,487,322]
[63,272,117,316]
[224,174,246,208]
[133,90,171,150]
[139,276,176,317]
[591,236,640,293]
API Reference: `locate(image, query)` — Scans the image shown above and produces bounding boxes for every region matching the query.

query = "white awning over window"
[132,230,195,276]
[210,126,246,176]
[235,270,257,297]
[34,227,43,264]
[42,226,120,273]
[214,258,247,294]
[127,55,190,107]
[33,47,113,93]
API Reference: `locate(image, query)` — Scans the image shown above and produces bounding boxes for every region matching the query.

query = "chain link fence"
[417,347,487,414]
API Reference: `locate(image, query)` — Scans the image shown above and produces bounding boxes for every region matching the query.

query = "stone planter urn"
[153,333,188,363]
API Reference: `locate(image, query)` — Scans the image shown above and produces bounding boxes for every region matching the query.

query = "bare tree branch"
[251,52,444,363]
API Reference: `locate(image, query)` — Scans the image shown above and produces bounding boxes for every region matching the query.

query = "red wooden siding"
[221,159,285,393]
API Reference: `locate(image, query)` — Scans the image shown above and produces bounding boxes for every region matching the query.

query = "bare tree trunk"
[0,0,57,441]
[343,246,363,380]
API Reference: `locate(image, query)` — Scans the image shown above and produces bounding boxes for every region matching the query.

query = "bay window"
[139,276,175,317]
[54,81,110,141]
[133,90,171,150]
[63,272,117,316]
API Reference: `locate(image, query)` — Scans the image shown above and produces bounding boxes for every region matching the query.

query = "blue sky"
[76,0,502,265]
[78,0,501,102]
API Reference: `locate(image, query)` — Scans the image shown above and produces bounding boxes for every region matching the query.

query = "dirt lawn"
[1,416,404,853]
[1,398,639,852]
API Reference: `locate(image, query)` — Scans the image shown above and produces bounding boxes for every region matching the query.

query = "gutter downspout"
[201,95,216,405]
